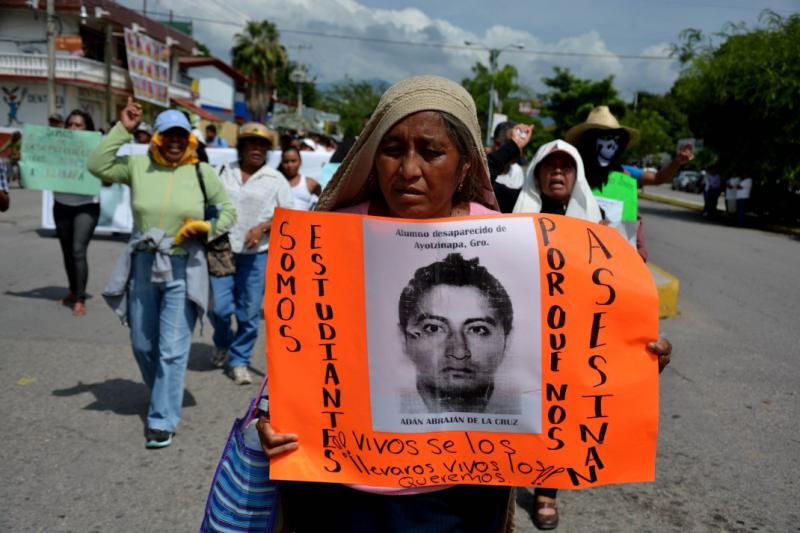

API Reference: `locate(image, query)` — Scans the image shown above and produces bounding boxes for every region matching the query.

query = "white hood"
[512,139,603,223]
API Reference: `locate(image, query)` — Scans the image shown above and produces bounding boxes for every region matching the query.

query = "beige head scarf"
[315,75,498,213]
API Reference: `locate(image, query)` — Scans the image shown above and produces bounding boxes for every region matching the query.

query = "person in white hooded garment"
[514,139,598,528]
[513,139,602,222]
[513,139,671,531]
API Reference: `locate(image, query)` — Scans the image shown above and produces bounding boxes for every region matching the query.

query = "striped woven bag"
[200,379,284,532]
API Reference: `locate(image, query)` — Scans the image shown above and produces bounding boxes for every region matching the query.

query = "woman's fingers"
[256,417,299,458]
[647,338,672,373]
[647,338,672,355]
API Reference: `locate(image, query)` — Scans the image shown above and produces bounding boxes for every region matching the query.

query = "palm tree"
[232,20,287,122]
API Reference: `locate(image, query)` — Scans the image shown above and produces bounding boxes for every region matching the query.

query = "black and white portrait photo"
[363,217,542,434]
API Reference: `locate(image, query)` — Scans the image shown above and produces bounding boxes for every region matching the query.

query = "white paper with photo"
[363,216,542,434]
[595,196,624,223]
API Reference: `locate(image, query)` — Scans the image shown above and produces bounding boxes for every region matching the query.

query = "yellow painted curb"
[648,263,680,319]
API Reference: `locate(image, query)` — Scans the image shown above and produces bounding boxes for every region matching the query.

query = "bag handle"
[242,376,269,427]
[195,163,208,208]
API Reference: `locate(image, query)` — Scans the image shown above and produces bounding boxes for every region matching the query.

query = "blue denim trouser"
[128,252,198,433]
[208,252,267,368]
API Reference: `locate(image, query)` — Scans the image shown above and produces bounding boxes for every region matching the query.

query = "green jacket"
[88,122,236,250]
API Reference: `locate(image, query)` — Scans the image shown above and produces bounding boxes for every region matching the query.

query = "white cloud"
[128,0,680,98]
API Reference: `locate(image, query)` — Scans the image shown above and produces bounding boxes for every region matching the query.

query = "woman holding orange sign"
[257,76,671,531]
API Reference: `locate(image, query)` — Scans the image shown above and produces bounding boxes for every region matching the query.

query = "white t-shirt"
[216,162,295,254]
[53,192,99,206]
[494,163,525,190]
[736,177,752,200]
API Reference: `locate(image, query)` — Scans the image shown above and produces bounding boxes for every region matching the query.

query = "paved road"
[2,189,798,532]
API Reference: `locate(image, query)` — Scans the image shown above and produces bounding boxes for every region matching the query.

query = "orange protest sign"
[265,209,659,490]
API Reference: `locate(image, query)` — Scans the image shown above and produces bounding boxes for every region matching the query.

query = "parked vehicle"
[672,170,703,193]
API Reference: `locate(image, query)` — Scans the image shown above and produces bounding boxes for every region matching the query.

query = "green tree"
[194,42,211,57]
[461,62,549,152]
[232,20,288,122]
[461,62,519,137]
[672,11,800,220]
[320,79,387,138]
[539,67,626,139]
[622,92,692,162]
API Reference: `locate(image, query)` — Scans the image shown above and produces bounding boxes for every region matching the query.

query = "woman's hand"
[647,337,672,373]
[175,219,211,245]
[120,96,142,133]
[255,416,299,458]
[243,224,265,249]
[510,124,534,152]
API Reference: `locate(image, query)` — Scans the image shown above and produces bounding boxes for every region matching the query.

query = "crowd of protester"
[1,74,718,530]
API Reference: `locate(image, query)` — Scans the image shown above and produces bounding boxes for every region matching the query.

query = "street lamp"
[464,41,524,146]
[289,68,307,117]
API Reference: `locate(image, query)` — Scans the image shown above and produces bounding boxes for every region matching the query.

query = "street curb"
[639,191,702,212]
[648,263,680,319]
[639,191,800,237]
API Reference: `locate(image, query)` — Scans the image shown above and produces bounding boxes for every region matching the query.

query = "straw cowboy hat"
[237,122,278,147]
[565,105,640,147]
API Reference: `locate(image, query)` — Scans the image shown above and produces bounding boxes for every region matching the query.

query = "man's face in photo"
[403,284,507,397]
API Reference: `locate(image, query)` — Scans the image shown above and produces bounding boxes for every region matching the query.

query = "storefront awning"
[171,97,223,122]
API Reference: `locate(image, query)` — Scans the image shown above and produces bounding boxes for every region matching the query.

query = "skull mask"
[596,135,621,167]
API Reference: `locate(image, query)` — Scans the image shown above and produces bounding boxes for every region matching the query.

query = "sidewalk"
[640,184,800,236]
[639,184,721,212]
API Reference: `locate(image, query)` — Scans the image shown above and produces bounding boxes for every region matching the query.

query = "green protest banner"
[592,171,638,222]
[19,124,102,195]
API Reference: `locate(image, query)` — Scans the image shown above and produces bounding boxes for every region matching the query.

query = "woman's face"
[281,150,301,178]
[65,115,87,131]
[240,138,269,170]
[537,151,577,204]
[375,111,468,219]
[160,128,190,163]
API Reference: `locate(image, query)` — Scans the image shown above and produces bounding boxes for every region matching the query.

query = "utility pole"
[286,44,311,117]
[486,48,499,147]
[105,24,114,127]
[289,68,307,117]
[46,0,57,118]
[464,41,523,146]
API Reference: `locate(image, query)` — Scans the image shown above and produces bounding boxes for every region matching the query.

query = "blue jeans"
[736,198,748,226]
[128,252,198,433]
[209,252,267,368]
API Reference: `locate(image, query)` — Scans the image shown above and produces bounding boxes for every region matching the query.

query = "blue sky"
[124,0,799,99]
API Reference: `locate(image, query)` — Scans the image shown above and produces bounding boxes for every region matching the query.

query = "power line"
[643,0,795,13]
[126,7,676,61]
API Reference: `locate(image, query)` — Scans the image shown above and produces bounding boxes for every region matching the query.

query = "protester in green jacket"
[88,98,236,449]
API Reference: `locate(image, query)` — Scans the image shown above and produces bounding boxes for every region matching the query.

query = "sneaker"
[210,347,228,368]
[145,428,174,449]
[229,365,253,385]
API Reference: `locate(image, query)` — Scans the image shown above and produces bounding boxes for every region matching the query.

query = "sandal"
[57,293,77,306]
[533,497,559,530]
[72,301,87,316]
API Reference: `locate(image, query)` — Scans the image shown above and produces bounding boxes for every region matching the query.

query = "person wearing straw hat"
[565,105,693,255]
[209,122,293,385]
[255,75,514,532]
[565,105,693,190]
